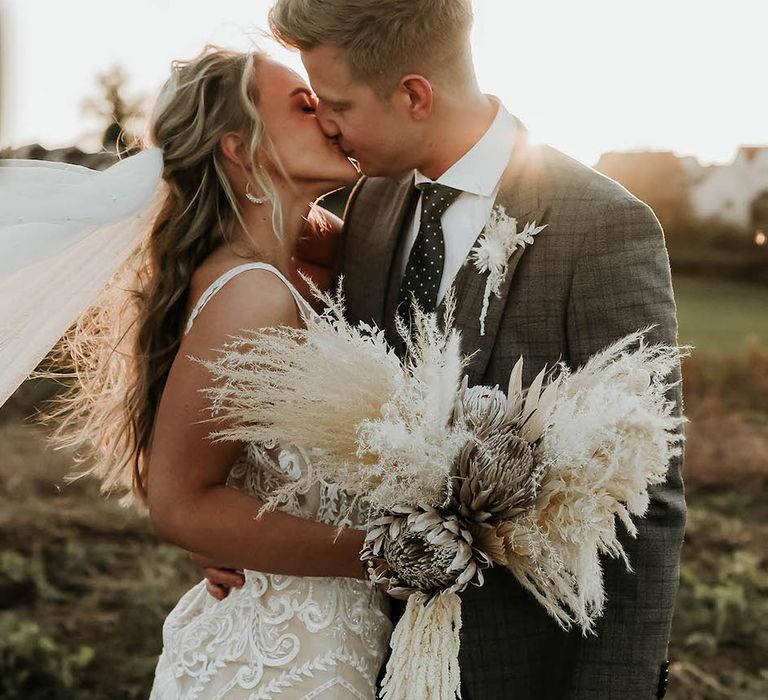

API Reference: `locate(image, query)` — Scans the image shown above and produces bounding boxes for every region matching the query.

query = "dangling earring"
[245,182,267,205]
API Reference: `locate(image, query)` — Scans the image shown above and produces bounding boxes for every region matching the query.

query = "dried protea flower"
[505,358,561,444]
[453,377,510,440]
[453,432,543,525]
[362,505,490,599]
[467,523,509,566]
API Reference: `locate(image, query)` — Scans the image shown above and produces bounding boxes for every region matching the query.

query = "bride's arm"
[146,269,366,580]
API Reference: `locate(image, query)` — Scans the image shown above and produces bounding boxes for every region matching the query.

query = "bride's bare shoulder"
[184,259,300,348]
[186,252,250,307]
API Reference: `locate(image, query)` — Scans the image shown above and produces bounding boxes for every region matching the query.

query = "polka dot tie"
[398,182,462,325]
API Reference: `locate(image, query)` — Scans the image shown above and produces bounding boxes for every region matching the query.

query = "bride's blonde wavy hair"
[47,46,283,507]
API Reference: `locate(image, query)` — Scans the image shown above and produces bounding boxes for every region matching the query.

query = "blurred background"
[0,1,766,698]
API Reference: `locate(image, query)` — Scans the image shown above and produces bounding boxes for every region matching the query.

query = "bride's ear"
[400,75,434,121]
[219,132,252,170]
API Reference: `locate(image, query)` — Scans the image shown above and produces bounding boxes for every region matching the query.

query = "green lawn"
[673,275,768,355]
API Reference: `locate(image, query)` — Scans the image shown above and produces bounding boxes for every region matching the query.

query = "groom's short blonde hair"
[269,0,474,92]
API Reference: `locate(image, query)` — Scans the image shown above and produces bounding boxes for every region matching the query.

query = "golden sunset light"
[1,3,766,699]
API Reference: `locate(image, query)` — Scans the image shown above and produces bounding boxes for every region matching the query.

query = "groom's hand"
[295,207,342,269]
[189,553,245,601]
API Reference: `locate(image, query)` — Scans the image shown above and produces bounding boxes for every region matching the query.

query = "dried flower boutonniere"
[471,206,547,335]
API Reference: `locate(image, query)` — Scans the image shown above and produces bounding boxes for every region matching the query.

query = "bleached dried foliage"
[470,206,546,336]
[203,284,469,513]
[499,330,685,630]
[357,294,471,508]
[204,285,684,697]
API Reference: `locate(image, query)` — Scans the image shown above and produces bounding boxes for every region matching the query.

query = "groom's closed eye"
[317,96,352,113]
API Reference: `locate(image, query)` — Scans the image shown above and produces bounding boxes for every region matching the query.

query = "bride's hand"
[190,553,245,601]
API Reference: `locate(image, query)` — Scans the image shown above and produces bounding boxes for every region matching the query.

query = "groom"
[210,1,685,697]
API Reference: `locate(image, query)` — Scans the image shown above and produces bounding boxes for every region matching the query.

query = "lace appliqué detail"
[151,442,391,699]
[227,442,362,528]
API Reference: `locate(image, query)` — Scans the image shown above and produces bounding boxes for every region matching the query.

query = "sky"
[1,0,766,166]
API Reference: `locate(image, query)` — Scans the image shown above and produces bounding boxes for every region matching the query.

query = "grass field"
[673,275,768,354]
[0,273,766,698]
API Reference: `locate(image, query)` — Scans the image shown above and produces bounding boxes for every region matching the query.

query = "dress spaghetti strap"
[183,262,316,336]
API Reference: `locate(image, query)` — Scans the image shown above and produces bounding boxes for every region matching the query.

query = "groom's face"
[301,45,423,177]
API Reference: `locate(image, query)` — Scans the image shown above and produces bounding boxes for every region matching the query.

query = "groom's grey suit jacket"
[335,120,685,700]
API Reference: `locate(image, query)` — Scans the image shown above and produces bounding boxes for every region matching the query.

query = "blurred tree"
[752,190,768,234]
[595,151,694,236]
[81,65,145,155]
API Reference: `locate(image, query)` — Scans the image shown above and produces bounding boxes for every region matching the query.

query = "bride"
[0,46,391,698]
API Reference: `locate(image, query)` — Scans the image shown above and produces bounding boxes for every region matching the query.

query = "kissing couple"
[0,1,684,698]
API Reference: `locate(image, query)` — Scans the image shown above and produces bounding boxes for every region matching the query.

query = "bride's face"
[254,59,358,192]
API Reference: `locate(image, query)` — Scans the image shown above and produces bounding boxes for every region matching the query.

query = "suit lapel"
[382,181,420,345]
[353,173,416,330]
[438,120,547,386]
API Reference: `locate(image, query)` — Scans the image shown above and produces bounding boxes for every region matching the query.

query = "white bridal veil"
[0,148,165,407]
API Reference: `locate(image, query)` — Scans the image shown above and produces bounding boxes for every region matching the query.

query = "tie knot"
[417,182,462,222]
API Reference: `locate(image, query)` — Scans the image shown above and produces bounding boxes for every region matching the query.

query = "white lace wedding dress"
[149,263,392,700]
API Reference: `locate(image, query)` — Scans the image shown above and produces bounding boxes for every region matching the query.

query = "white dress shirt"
[400,99,517,304]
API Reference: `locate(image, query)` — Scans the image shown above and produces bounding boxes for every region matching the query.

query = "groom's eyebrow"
[316,94,352,110]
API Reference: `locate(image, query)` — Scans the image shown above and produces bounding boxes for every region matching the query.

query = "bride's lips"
[328,140,359,171]
[330,140,352,158]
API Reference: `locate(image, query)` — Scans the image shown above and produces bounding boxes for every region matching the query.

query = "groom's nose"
[315,105,341,140]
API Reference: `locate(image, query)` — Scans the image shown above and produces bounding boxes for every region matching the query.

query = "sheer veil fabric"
[0,148,165,406]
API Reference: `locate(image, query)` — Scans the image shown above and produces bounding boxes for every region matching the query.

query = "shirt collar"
[414,97,516,197]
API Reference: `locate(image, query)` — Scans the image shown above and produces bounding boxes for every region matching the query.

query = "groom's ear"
[399,75,434,121]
